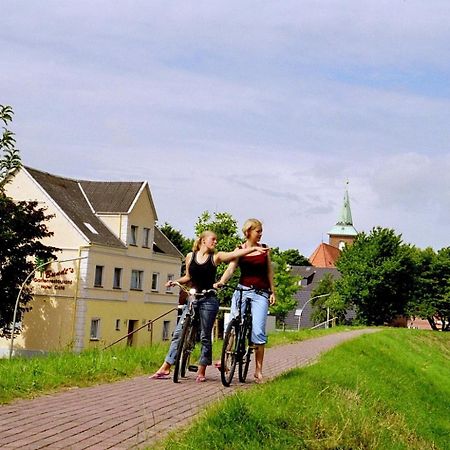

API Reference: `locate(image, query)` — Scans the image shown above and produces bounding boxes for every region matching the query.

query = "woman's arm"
[215,259,239,287]
[267,252,276,305]
[215,245,269,265]
[165,253,193,287]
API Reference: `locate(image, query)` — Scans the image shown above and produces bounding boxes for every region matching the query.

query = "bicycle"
[220,285,266,387]
[171,282,216,383]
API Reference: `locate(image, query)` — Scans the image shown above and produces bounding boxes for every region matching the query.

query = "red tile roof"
[309,243,341,268]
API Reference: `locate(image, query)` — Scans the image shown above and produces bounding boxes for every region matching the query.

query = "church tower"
[327,183,358,250]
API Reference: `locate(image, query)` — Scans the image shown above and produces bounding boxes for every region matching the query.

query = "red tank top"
[238,245,270,290]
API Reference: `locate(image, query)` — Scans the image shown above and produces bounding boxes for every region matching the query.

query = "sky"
[2,1,450,256]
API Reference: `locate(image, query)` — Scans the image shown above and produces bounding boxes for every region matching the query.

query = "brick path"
[0,329,377,449]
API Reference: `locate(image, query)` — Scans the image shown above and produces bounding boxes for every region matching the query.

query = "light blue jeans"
[231,284,270,345]
[165,296,219,366]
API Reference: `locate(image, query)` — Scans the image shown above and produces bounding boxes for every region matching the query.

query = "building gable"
[25,167,126,249]
[79,180,146,214]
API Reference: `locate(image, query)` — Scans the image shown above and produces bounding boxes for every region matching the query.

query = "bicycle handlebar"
[169,281,217,297]
[218,284,272,295]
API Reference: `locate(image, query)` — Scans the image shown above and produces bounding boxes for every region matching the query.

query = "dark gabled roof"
[26,167,126,249]
[153,228,183,258]
[79,181,144,213]
[290,266,340,285]
[285,266,341,329]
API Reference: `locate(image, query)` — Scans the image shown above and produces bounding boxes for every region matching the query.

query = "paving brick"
[0,329,377,449]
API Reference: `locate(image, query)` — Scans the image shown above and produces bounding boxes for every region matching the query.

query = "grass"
[265,325,365,348]
[0,326,347,404]
[0,342,170,404]
[157,329,450,450]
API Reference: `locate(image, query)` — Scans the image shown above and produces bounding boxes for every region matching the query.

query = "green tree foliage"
[0,105,22,190]
[407,247,450,331]
[272,247,311,266]
[0,196,59,336]
[310,273,333,323]
[0,104,59,335]
[270,252,301,328]
[158,222,193,255]
[335,227,415,326]
[310,273,347,325]
[195,211,242,252]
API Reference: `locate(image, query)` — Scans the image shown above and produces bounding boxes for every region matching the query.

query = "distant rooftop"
[24,166,181,258]
[309,242,341,268]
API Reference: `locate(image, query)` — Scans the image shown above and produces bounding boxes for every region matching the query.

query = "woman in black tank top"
[150,230,269,382]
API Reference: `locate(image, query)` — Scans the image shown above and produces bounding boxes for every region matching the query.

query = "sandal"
[149,372,170,380]
[254,375,264,384]
[196,375,207,383]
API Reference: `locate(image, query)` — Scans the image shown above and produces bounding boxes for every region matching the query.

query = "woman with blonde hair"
[150,229,268,382]
[217,219,275,383]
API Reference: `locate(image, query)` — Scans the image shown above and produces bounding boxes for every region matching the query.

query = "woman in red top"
[218,219,276,383]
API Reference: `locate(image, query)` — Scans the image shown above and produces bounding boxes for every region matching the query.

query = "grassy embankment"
[0,326,341,404]
[158,329,450,450]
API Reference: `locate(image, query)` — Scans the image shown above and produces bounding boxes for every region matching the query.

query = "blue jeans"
[165,295,219,366]
[231,284,269,345]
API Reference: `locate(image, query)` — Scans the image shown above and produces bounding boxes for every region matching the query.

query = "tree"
[279,248,311,266]
[158,222,193,255]
[310,273,347,325]
[335,227,415,326]
[0,105,22,189]
[407,247,450,331]
[0,191,59,336]
[269,252,301,328]
[195,211,241,253]
[0,104,59,336]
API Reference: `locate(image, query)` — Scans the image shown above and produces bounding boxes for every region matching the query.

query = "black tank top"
[188,252,217,292]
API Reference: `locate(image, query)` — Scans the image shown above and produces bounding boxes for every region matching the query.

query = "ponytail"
[192,230,216,252]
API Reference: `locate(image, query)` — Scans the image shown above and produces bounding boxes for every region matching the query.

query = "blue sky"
[2,1,450,256]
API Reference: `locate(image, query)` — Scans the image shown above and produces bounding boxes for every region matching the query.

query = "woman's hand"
[269,293,276,306]
[253,245,270,254]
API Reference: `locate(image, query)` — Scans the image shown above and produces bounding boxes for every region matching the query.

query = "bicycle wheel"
[173,315,192,383]
[220,319,239,387]
[180,321,197,378]
[238,321,252,382]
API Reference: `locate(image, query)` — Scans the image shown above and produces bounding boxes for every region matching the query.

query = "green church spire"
[328,182,358,238]
[337,182,353,226]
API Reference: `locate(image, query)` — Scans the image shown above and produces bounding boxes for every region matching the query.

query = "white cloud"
[2,1,450,255]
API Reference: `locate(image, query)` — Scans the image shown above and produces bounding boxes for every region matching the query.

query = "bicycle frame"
[220,285,256,387]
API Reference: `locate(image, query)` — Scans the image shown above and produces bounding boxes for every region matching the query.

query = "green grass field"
[158,329,450,450]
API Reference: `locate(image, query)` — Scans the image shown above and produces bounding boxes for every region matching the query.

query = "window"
[166,274,174,293]
[143,227,151,248]
[151,272,159,291]
[94,265,104,287]
[90,318,100,340]
[84,222,98,234]
[113,267,122,289]
[131,270,144,290]
[162,320,170,341]
[115,319,121,331]
[130,225,138,246]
